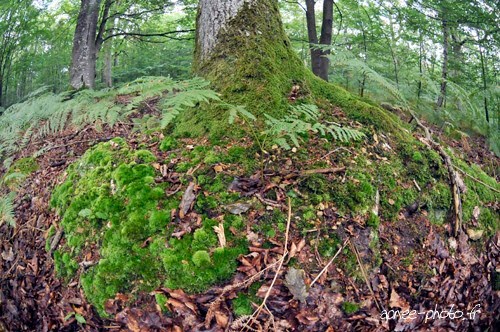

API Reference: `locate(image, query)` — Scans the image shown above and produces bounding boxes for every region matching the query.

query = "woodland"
[0,0,499,331]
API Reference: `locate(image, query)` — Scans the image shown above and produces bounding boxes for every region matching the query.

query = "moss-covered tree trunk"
[193,0,308,114]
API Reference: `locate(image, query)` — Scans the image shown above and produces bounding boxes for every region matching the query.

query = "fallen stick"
[349,239,382,311]
[310,237,350,287]
[48,229,64,255]
[453,165,500,194]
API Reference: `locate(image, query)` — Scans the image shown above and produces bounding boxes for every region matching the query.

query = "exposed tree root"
[407,108,465,236]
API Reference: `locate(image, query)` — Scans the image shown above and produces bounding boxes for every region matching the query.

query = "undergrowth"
[0,77,219,161]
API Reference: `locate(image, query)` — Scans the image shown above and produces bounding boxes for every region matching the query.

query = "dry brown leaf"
[179,182,197,218]
[389,289,409,311]
[215,311,229,328]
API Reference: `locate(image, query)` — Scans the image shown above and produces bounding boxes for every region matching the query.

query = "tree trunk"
[417,30,423,99]
[0,76,3,108]
[305,0,333,81]
[436,18,449,108]
[70,0,102,90]
[479,47,489,123]
[103,44,113,88]
[194,0,306,115]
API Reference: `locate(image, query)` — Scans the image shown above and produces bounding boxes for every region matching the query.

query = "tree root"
[406,108,465,236]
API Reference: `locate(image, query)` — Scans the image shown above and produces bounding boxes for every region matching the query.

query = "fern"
[263,104,364,150]
[227,104,257,124]
[0,192,16,227]
[0,77,220,162]
[160,89,220,128]
[2,172,27,189]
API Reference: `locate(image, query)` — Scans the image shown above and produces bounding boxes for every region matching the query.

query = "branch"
[101,29,195,43]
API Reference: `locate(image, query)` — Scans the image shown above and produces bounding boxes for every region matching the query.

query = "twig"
[310,237,350,287]
[242,198,292,331]
[413,179,421,192]
[48,229,64,255]
[349,239,382,311]
[255,193,282,208]
[453,165,500,193]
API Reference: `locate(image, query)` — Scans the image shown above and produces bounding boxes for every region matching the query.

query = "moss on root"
[50,139,247,316]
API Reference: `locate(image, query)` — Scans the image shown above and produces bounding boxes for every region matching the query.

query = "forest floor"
[0,101,499,332]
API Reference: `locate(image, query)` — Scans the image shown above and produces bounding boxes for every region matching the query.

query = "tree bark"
[102,42,113,88]
[436,18,449,108]
[70,0,102,90]
[479,47,489,123]
[305,0,334,81]
[194,0,305,115]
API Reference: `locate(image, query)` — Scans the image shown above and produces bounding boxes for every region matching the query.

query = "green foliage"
[342,301,360,314]
[154,293,169,313]
[0,77,219,161]
[366,212,380,229]
[0,192,15,227]
[264,103,365,150]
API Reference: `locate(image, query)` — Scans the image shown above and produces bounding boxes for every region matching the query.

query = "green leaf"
[75,313,86,324]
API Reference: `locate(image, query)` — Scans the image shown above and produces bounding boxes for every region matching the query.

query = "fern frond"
[0,192,16,227]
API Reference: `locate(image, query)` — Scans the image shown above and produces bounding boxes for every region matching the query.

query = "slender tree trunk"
[479,47,489,123]
[70,0,102,90]
[0,77,3,108]
[359,28,367,97]
[417,30,423,99]
[436,18,449,108]
[103,44,113,88]
[305,0,333,81]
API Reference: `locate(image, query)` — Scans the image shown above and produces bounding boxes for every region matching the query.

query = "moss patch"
[2,156,38,189]
[50,139,247,316]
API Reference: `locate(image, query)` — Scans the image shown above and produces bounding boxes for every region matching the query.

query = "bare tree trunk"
[305,0,334,81]
[0,77,3,108]
[417,30,423,99]
[103,44,113,88]
[479,47,489,123]
[70,0,102,90]
[436,18,449,108]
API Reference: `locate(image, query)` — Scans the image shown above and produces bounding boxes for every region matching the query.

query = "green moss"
[155,293,169,313]
[159,137,178,151]
[401,250,415,267]
[318,233,341,257]
[366,212,380,229]
[331,172,375,214]
[342,301,360,314]
[2,156,38,188]
[50,141,248,316]
[192,250,211,267]
[8,157,38,174]
[133,150,156,163]
[232,293,254,316]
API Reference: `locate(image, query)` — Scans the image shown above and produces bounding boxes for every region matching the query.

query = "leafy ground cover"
[0,78,498,331]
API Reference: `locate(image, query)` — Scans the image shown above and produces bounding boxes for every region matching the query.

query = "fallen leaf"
[284,268,308,303]
[1,247,14,261]
[179,182,197,218]
[224,202,251,215]
[466,228,483,241]
[389,288,409,311]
